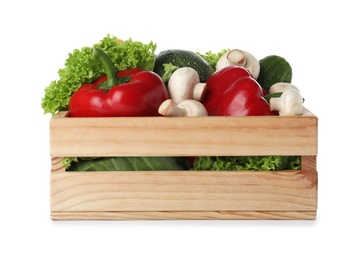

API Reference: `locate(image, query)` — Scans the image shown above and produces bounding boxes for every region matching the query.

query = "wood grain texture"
[51,211,316,220]
[49,109,318,220]
[51,157,65,173]
[301,156,317,170]
[50,110,317,157]
[50,170,317,213]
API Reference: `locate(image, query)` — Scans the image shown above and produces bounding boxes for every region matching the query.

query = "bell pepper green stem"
[94,48,131,90]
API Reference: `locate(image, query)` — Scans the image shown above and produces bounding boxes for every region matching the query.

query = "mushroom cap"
[216,49,260,79]
[269,82,300,94]
[177,99,208,116]
[158,99,208,117]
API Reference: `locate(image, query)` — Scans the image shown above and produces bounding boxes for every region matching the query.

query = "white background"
[1,0,362,259]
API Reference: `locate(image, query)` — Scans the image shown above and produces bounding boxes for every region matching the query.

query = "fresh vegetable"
[69,48,168,117]
[161,63,179,82]
[167,67,206,104]
[202,66,275,116]
[216,49,260,79]
[46,40,304,172]
[67,157,190,171]
[153,49,215,84]
[270,82,300,94]
[193,156,301,171]
[159,99,208,117]
[158,67,208,117]
[41,35,157,115]
[257,55,293,92]
[197,49,230,70]
[269,83,304,116]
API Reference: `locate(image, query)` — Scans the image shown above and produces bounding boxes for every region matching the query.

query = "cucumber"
[257,55,293,92]
[153,49,215,84]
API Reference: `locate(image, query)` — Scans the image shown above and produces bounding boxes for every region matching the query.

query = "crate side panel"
[50,115,317,157]
[51,210,316,220]
[301,156,316,171]
[50,171,317,212]
[51,157,66,173]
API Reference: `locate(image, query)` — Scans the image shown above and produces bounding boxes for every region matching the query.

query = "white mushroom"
[167,67,207,104]
[269,83,304,116]
[216,49,260,79]
[158,99,208,117]
[269,82,300,94]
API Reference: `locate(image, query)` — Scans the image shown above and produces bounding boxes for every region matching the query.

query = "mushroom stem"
[168,67,207,104]
[227,49,247,66]
[193,82,207,101]
[158,99,208,117]
[216,49,260,79]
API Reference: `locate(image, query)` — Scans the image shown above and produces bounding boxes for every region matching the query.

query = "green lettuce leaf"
[66,157,190,171]
[193,156,301,171]
[197,49,230,70]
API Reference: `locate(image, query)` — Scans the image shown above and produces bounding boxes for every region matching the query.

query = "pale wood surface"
[50,111,317,157]
[49,110,318,220]
[51,170,317,212]
[301,156,317,170]
[50,156,317,220]
[51,157,65,173]
[51,211,316,220]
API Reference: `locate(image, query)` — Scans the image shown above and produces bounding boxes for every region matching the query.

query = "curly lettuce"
[193,156,301,171]
[41,35,157,115]
[197,49,230,70]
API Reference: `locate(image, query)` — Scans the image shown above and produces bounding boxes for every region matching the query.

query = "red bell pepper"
[69,48,169,117]
[202,66,275,116]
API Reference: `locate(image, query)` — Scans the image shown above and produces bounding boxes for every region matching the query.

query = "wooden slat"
[50,170,317,213]
[50,111,317,157]
[301,156,317,171]
[51,210,316,220]
[51,157,65,173]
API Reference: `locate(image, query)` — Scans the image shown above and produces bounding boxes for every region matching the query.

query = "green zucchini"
[153,49,215,85]
[257,55,293,92]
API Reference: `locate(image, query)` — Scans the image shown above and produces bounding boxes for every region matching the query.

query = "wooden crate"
[49,108,318,220]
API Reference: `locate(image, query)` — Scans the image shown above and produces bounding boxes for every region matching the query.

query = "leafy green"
[161,63,179,82]
[193,156,301,171]
[197,49,230,70]
[66,157,190,171]
[41,35,157,115]
[61,157,78,169]
[65,156,300,172]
